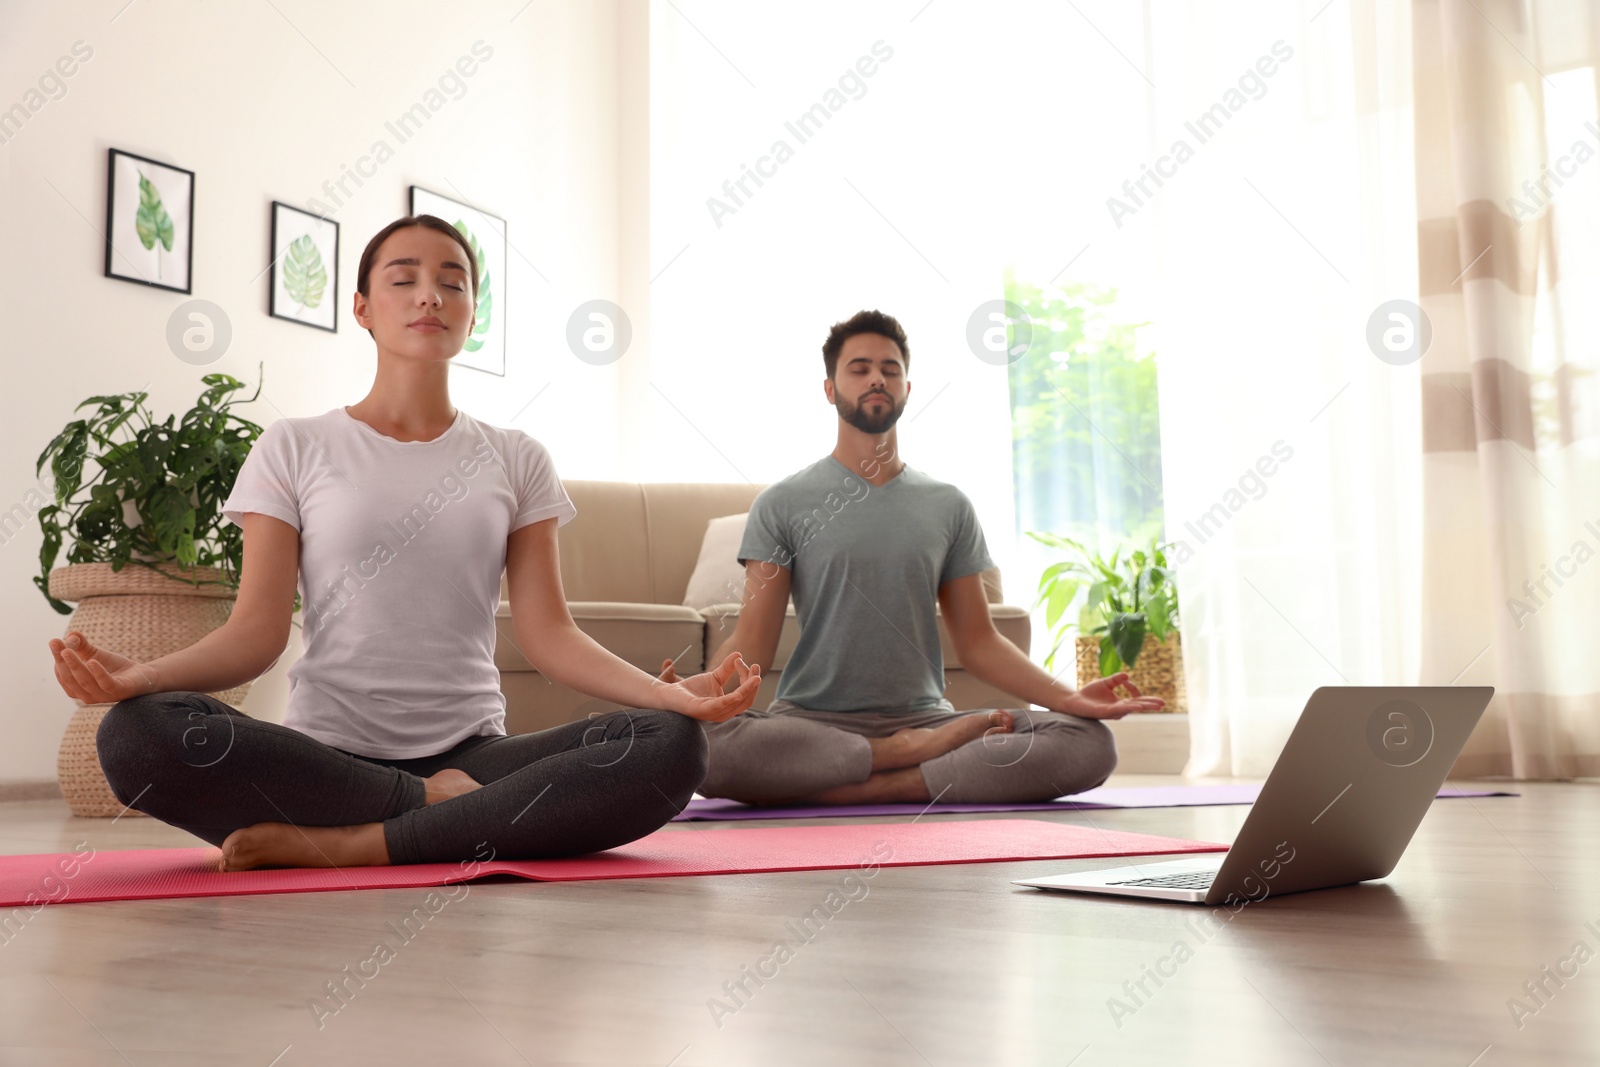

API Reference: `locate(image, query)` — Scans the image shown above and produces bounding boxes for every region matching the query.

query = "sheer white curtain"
[644,0,1158,598]
[1144,0,1424,775]
[1413,0,1600,778]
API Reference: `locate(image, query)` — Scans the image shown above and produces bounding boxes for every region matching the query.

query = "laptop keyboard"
[1104,872,1216,890]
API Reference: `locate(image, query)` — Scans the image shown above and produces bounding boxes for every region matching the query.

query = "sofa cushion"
[639,482,766,603]
[547,482,655,604]
[682,512,750,610]
[495,601,707,674]
[535,481,766,604]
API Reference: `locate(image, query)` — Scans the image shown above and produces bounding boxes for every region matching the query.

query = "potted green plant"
[1029,532,1185,713]
[34,364,290,815]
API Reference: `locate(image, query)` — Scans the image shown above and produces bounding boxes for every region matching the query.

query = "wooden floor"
[1,775,1596,1066]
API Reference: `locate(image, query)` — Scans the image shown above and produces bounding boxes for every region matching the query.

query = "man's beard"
[836,390,905,434]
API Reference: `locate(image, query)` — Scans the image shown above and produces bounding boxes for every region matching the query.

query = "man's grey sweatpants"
[699,700,1118,804]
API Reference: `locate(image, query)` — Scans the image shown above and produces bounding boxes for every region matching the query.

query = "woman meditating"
[46,214,760,872]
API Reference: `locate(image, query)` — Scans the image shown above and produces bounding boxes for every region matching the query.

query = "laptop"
[1013,686,1494,905]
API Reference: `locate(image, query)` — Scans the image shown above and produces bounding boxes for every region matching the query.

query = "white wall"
[0,0,641,782]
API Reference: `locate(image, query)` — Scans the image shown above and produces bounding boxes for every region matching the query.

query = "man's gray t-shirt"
[739,456,995,713]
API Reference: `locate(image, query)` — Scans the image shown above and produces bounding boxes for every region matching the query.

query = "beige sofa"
[493,480,1032,734]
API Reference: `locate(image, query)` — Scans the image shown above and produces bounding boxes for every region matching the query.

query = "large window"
[1005,276,1165,548]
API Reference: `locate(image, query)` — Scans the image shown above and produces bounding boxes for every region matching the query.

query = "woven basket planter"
[49,561,249,817]
[1074,632,1187,714]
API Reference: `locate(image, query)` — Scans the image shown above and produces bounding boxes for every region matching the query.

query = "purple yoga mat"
[674,783,1517,822]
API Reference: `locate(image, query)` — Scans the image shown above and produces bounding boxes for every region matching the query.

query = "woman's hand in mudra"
[48,630,157,704]
[653,652,760,722]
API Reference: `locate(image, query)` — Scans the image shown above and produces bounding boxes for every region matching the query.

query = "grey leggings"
[699,702,1118,804]
[95,691,708,865]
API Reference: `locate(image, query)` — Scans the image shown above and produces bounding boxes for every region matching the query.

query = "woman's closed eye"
[393,281,465,292]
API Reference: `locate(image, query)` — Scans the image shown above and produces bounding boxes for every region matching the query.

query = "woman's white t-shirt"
[221,406,576,758]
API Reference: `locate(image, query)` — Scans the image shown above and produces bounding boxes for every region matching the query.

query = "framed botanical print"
[104,148,194,293]
[408,185,506,377]
[269,201,338,332]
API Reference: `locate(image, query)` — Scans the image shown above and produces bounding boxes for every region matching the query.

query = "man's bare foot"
[218,821,389,872]
[423,768,484,806]
[869,710,1013,772]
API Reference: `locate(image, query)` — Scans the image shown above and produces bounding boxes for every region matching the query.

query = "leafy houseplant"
[35,364,298,817]
[33,363,285,614]
[1029,532,1181,678]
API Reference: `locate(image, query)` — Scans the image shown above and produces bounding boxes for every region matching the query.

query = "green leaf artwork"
[134,170,175,281]
[454,220,492,353]
[283,234,328,313]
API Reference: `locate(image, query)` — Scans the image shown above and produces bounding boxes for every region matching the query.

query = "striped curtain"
[1414,0,1600,777]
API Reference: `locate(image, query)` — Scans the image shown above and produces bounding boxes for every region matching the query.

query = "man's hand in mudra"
[1052,670,1166,719]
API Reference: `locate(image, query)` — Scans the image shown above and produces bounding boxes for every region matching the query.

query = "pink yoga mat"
[0,820,1225,907]
[674,783,1517,821]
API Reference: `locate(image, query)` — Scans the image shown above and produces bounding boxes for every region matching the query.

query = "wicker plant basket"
[49,561,249,817]
[1074,632,1187,714]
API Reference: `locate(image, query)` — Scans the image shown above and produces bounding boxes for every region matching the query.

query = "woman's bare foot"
[423,768,484,806]
[218,821,389,872]
[869,710,1013,772]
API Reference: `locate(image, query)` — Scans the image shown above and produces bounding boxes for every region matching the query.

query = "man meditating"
[661,309,1163,806]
